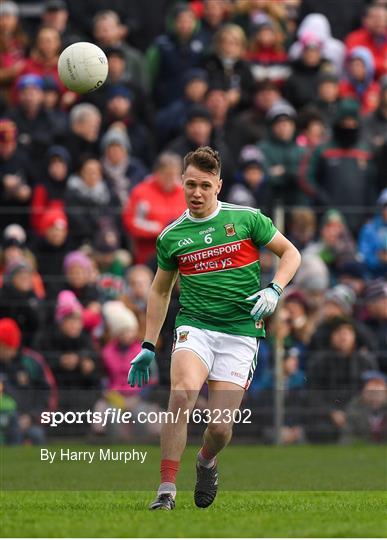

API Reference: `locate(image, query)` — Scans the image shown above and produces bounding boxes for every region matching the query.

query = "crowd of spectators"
[0,0,386,445]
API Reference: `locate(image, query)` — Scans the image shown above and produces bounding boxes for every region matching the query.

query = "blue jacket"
[358,215,387,276]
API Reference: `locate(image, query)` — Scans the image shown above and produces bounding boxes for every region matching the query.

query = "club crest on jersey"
[224,223,236,236]
[178,331,189,343]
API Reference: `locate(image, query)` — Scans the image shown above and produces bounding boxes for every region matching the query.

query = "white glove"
[246,282,283,321]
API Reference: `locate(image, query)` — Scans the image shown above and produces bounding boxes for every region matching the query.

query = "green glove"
[127,343,155,388]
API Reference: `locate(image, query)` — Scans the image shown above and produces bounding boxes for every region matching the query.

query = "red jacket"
[122,174,186,264]
[345,29,387,79]
[339,79,380,114]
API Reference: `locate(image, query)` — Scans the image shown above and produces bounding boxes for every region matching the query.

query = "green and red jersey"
[156,201,277,337]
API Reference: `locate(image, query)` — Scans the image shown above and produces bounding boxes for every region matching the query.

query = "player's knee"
[168,388,195,413]
[207,422,233,442]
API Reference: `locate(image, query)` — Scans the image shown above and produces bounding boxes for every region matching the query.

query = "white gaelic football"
[58,42,108,93]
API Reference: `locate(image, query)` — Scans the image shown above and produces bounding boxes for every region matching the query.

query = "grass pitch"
[1,444,386,537]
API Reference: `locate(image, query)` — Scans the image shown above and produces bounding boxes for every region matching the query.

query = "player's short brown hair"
[183,146,221,176]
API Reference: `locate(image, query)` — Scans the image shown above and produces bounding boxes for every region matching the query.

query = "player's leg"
[194,380,245,508]
[149,344,209,510]
[194,332,259,508]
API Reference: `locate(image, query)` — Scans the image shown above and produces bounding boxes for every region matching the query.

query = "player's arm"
[265,231,301,290]
[128,267,178,387]
[144,267,179,345]
[247,232,301,321]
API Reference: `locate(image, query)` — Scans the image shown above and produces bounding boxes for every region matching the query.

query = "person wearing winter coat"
[65,155,120,247]
[339,46,380,115]
[258,101,305,206]
[358,189,387,278]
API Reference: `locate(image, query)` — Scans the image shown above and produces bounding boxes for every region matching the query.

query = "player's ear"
[216,178,223,195]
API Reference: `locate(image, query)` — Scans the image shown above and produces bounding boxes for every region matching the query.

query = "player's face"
[183,165,222,218]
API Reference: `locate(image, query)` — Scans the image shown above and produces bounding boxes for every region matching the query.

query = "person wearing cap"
[0,317,55,444]
[305,98,377,232]
[0,118,31,232]
[202,23,255,111]
[156,68,209,147]
[101,128,148,206]
[41,0,81,48]
[92,228,129,300]
[9,72,57,172]
[146,3,206,107]
[258,101,305,206]
[307,316,378,442]
[358,189,387,278]
[65,155,120,247]
[30,145,71,235]
[93,10,148,93]
[312,69,341,127]
[339,46,381,115]
[0,1,28,96]
[345,3,387,80]
[362,75,387,149]
[341,370,387,443]
[283,31,328,110]
[104,84,154,167]
[123,152,186,264]
[227,144,272,212]
[0,260,44,347]
[245,15,289,87]
[35,290,99,408]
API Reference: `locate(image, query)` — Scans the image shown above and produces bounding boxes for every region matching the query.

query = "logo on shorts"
[231,370,245,379]
[178,331,189,342]
[224,223,236,236]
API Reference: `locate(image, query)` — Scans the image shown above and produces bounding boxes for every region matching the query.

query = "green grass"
[1,445,386,537]
[1,490,386,537]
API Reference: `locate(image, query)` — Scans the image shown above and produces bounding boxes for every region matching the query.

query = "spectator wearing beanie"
[101,128,148,207]
[227,145,272,213]
[63,251,102,332]
[33,208,70,303]
[30,145,71,235]
[258,101,305,206]
[102,301,142,395]
[123,152,186,264]
[35,291,100,410]
[309,284,377,356]
[0,261,43,347]
[93,229,129,303]
[305,99,377,233]
[0,224,45,298]
[0,317,55,444]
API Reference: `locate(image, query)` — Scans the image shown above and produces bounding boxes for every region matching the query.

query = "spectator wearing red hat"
[0,118,31,232]
[123,152,186,264]
[0,317,55,444]
[345,3,387,80]
[30,146,71,236]
[32,208,70,303]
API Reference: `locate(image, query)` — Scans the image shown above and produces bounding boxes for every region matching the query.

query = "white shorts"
[172,325,260,389]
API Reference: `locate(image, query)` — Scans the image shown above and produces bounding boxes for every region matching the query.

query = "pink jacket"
[102,339,142,395]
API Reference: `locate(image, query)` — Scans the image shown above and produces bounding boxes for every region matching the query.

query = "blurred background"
[0,0,386,447]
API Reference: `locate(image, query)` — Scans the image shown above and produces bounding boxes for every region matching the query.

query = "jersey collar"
[186,200,221,223]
